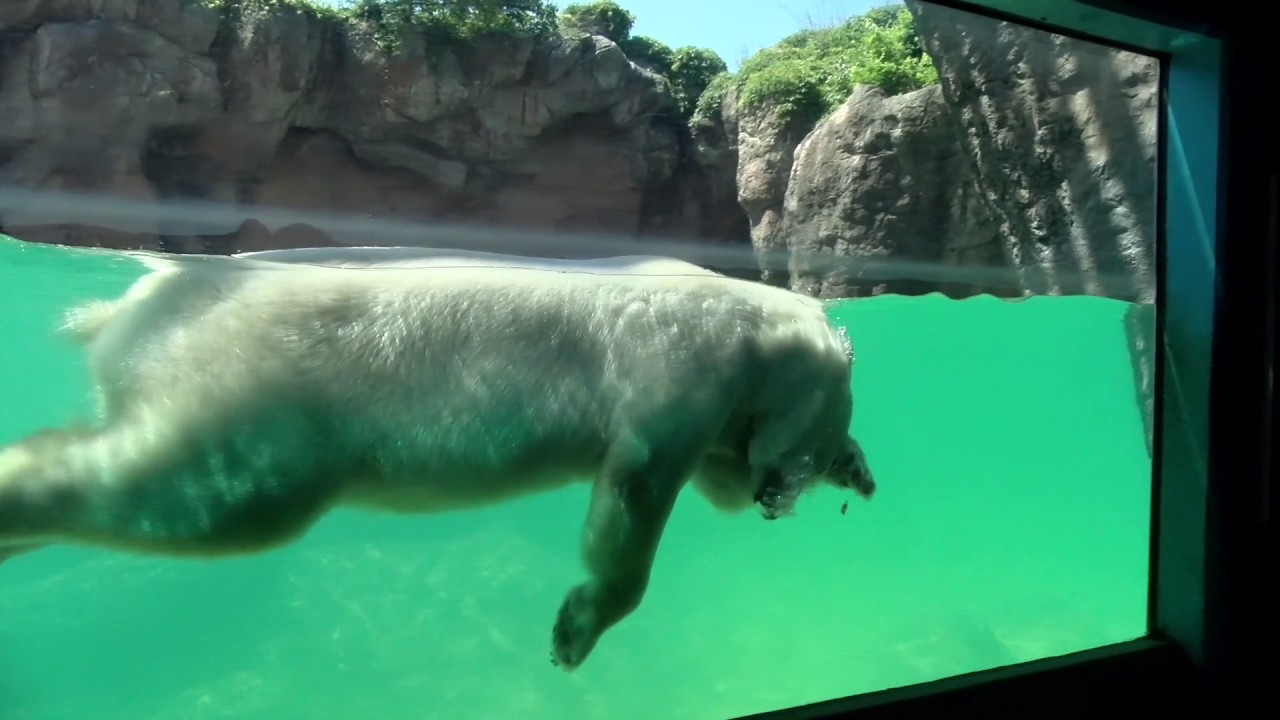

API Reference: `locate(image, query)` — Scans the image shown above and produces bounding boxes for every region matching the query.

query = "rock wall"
[907,0,1159,302]
[0,0,715,253]
[692,0,1158,301]
[1,0,1160,302]
[752,83,997,299]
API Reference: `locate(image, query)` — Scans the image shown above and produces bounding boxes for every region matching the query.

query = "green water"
[0,236,1150,720]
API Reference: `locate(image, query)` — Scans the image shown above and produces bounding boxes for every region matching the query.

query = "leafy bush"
[616,37,727,120]
[202,0,348,21]
[558,1,634,41]
[694,4,937,126]
[668,47,728,119]
[691,71,735,125]
[616,35,672,73]
[345,0,561,51]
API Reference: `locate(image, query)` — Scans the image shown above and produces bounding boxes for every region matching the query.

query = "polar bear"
[0,245,875,670]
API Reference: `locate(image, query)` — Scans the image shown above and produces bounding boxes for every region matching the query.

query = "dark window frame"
[733,1,1275,718]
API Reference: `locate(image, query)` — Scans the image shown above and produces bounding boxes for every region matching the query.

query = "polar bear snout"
[832,436,875,500]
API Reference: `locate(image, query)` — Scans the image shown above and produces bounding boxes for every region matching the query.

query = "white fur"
[4,246,871,670]
[58,247,857,514]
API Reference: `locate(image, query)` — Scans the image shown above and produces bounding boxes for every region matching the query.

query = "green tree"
[558,1,635,41]
[617,35,674,73]
[349,0,560,50]
[693,4,937,126]
[668,46,728,118]
[202,0,348,20]
[613,36,726,120]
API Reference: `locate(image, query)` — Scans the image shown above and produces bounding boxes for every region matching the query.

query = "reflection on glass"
[0,1,1158,718]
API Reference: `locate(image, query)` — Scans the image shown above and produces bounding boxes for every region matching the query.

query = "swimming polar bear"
[0,245,875,670]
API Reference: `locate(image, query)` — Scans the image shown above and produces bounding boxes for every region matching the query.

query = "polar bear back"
[72,253,852,503]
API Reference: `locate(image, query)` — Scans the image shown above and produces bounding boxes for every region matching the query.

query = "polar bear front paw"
[550,583,602,671]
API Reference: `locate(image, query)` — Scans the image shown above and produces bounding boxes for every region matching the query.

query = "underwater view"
[0,234,1151,720]
[0,0,1163,716]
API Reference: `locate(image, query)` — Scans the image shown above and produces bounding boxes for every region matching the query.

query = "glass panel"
[0,1,1161,717]
[1153,28,1222,662]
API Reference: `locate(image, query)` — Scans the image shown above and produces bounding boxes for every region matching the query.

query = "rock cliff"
[0,0,1158,302]
[0,0,712,253]
[691,0,1158,301]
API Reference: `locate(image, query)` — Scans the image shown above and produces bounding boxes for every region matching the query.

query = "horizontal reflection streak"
[0,188,1144,298]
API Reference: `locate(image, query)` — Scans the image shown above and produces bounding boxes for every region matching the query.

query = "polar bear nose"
[851,471,876,499]
[840,438,875,499]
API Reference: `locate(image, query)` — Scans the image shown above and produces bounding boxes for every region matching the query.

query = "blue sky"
[572,0,889,69]
[320,0,892,70]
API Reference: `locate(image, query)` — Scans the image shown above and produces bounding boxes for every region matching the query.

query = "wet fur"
[0,247,874,670]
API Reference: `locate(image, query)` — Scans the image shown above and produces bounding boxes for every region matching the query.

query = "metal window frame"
[733,1,1275,717]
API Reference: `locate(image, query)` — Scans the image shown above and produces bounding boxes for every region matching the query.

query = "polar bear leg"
[550,428,705,670]
[0,408,342,558]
